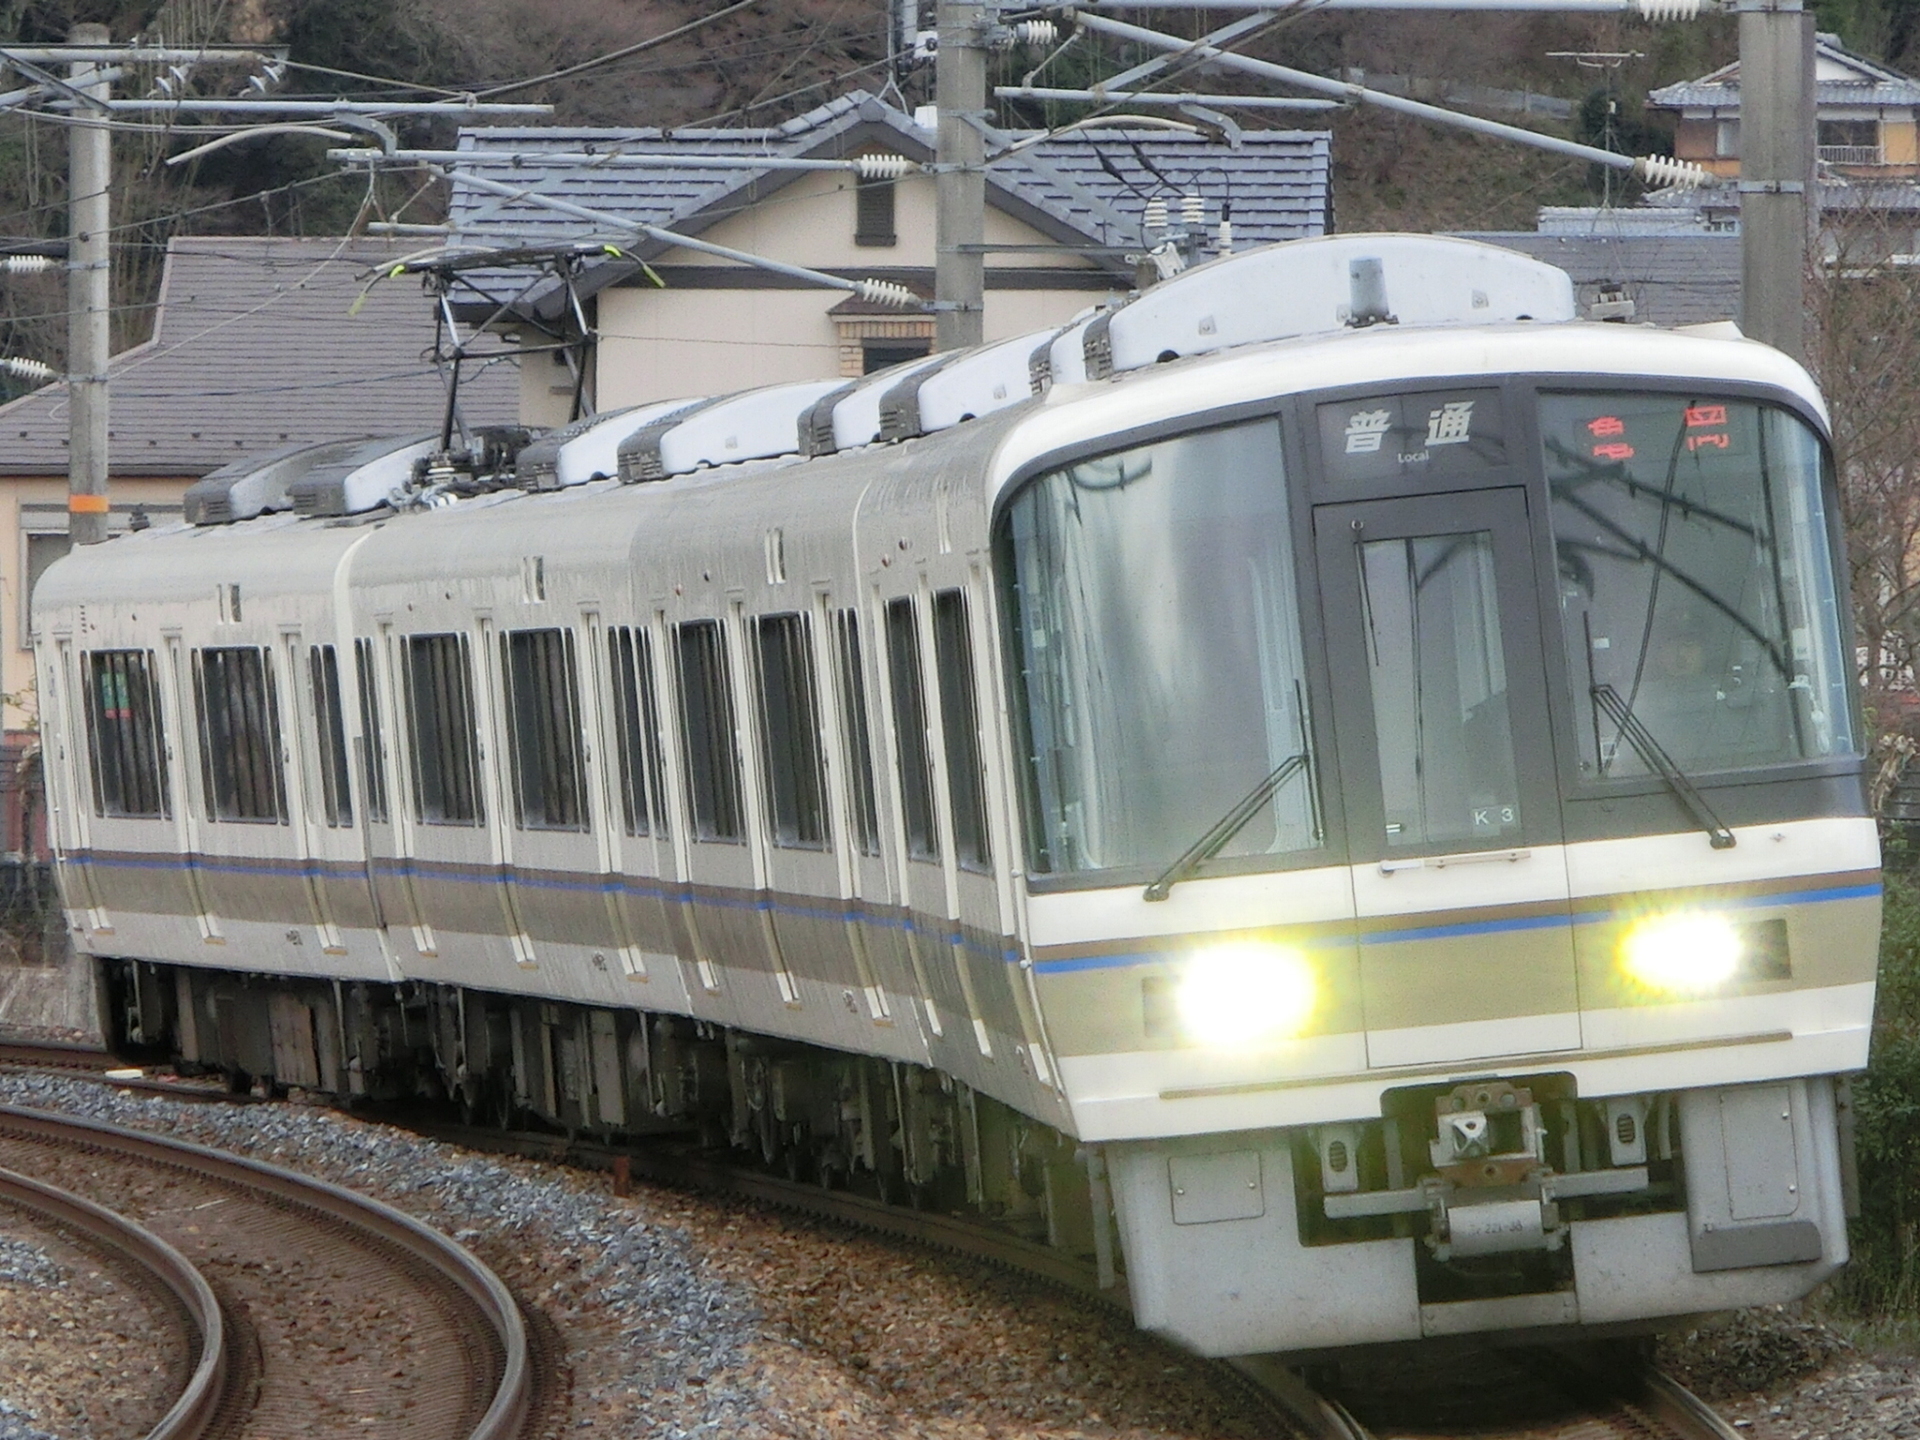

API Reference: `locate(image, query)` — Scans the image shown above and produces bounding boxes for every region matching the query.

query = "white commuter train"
[35,234,1877,1354]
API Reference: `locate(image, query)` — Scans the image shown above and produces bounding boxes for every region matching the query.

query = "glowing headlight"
[1177,942,1317,1048]
[1617,911,1743,995]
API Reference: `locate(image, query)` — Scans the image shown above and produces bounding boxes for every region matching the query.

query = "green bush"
[1838,865,1920,1315]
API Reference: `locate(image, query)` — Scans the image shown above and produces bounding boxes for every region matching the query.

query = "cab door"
[1312,488,1581,1068]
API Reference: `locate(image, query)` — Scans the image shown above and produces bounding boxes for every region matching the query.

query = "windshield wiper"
[1590,684,1736,849]
[1144,752,1313,902]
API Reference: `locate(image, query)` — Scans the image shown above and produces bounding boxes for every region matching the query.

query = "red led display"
[1587,416,1626,437]
[1591,442,1635,461]
[1684,404,1728,428]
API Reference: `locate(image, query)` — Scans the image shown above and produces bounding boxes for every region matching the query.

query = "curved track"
[0,1163,225,1439]
[0,1103,531,1440]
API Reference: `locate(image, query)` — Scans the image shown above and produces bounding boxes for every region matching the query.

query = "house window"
[193,646,287,823]
[864,341,931,373]
[675,619,745,843]
[83,649,169,819]
[502,627,588,832]
[405,633,483,826]
[754,613,829,849]
[354,639,389,824]
[309,644,353,828]
[1716,118,1740,158]
[610,626,669,838]
[832,609,881,856]
[884,597,939,861]
[856,174,897,247]
[1818,118,1881,162]
[931,589,991,872]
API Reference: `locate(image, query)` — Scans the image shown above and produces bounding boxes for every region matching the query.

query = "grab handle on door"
[1379,848,1532,874]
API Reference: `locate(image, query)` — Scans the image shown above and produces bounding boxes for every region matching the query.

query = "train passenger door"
[1311,489,1582,1068]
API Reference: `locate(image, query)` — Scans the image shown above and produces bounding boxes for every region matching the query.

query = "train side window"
[353,639,389,823]
[82,649,169,818]
[884,597,939,861]
[502,628,589,832]
[931,589,991,871]
[308,645,353,828]
[831,609,880,856]
[192,646,287,823]
[674,619,745,843]
[404,633,483,826]
[610,627,670,837]
[753,612,828,849]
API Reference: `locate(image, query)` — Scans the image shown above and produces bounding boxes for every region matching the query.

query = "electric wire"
[473,0,766,98]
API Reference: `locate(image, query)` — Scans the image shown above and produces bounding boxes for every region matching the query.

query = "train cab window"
[884,597,939,861]
[1540,394,1857,779]
[82,649,169,819]
[404,633,483,826]
[995,418,1319,879]
[308,645,353,828]
[193,646,288,823]
[832,609,881,855]
[353,639,389,823]
[609,626,669,837]
[674,619,745,843]
[502,628,589,832]
[932,589,991,871]
[753,613,828,849]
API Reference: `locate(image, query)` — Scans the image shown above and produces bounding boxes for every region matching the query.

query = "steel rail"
[0,1105,532,1440]
[0,1164,226,1440]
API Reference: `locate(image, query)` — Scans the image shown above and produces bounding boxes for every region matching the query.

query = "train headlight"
[1177,942,1316,1048]
[1617,911,1743,995]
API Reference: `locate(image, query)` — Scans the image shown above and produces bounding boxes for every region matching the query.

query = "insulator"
[2,356,55,383]
[1217,219,1234,254]
[1144,196,1167,232]
[1015,19,1058,47]
[855,153,915,181]
[856,279,918,308]
[0,256,55,275]
[1181,193,1204,226]
[1636,0,1701,19]
[1634,154,1711,191]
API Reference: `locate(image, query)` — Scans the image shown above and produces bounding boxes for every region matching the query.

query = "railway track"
[0,1103,532,1440]
[0,1048,1741,1440]
[397,1119,1741,1440]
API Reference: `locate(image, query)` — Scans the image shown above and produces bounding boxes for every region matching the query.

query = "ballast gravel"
[0,1073,1265,1439]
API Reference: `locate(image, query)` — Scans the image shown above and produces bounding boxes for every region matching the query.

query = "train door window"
[192,646,288,823]
[404,633,483,826]
[674,619,745,843]
[308,645,353,828]
[82,649,169,818]
[353,639,389,823]
[1358,531,1522,848]
[753,613,828,849]
[502,628,589,831]
[931,589,991,871]
[832,609,881,855]
[884,597,939,861]
[609,627,670,837]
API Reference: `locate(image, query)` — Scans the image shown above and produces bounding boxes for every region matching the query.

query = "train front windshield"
[995,390,1855,884]
[1541,394,1855,781]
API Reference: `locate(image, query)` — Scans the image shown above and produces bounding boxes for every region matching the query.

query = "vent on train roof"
[617,379,848,483]
[516,397,708,491]
[1082,233,1577,379]
[799,382,857,458]
[184,437,377,525]
[287,435,438,518]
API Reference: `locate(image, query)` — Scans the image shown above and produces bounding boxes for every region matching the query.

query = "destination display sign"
[1316,388,1506,484]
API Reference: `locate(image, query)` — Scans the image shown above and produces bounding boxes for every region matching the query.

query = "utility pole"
[1737,0,1814,361]
[66,22,111,546]
[935,0,986,350]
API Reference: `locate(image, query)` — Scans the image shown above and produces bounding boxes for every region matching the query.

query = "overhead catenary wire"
[474,0,765,98]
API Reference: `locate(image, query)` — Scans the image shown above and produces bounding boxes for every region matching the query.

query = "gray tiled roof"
[1453,232,1741,327]
[0,237,518,478]
[1650,33,1920,109]
[444,92,1329,305]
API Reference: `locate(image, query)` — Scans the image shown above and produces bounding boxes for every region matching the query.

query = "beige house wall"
[534,164,1123,417]
[1886,116,1919,164]
[1,475,192,734]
